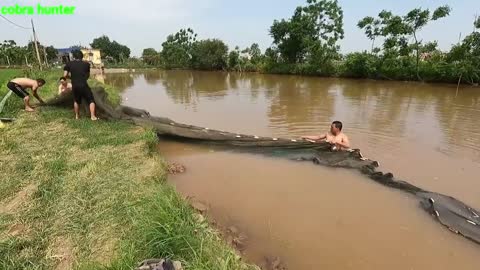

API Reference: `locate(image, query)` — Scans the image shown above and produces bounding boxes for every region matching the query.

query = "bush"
[262,62,296,74]
[341,52,379,78]
[377,56,416,81]
[242,62,258,72]
[190,39,228,70]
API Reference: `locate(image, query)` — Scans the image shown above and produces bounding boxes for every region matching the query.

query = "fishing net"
[45,87,480,245]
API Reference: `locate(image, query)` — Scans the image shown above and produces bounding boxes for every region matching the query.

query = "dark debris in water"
[225,225,249,251]
[262,256,287,270]
[167,163,186,175]
[136,259,183,270]
[191,201,209,213]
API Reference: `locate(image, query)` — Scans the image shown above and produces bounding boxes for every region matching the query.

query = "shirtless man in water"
[6,78,46,112]
[302,121,350,150]
[58,77,72,95]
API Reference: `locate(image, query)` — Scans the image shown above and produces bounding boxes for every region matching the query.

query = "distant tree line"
[0,35,132,67]
[90,35,131,63]
[2,0,479,85]
[140,0,479,85]
[0,40,57,67]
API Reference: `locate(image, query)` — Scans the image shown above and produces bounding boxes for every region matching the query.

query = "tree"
[91,35,131,62]
[142,48,161,66]
[0,40,28,65]
[403,6,451,79]
[269,0,344,68]
[297,0,345,49]
[270,9,310,63]
[1,40,58,66]
[45,46,58,62]
[161,28,197,69]
[190,39,228,70]
[228,46,240,71]
[447,19,480,85]
[248,43,262,65]
[91,35,111,58]
[111,41,131,62]
[357,16,382,52]
[26,41,50,65]
[475,16,480,29]
[360,6,451,80]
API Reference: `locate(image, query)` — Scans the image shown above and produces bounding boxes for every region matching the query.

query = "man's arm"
[32,84,45,104]
[58,84,63,95]
[301,134,326,141]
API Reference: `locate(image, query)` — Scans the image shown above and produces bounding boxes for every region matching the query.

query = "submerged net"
[45,87,480,245]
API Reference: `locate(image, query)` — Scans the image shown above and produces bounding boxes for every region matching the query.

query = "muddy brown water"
[106,71,480,269]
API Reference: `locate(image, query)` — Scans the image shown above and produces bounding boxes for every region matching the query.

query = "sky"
[1,0,479,57]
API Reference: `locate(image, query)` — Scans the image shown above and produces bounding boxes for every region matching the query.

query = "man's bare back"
[11,78,39,89]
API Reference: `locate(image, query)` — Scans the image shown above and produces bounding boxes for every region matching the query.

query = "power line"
[0,14,31,30]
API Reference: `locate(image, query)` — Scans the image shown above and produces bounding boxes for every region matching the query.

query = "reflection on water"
[103,72,139,92]
[107,70,480,270]
[93,73,105,84]
[162,71,229,104]
[266,76,337,134]
[143,71,162,85]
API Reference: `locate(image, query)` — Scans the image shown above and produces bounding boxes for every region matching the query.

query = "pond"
[106,70,480,270]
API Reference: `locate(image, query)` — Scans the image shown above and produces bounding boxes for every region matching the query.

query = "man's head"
[59,77,67,86]
[72,49,83,60]
[36,79,46,87]
[330,121,343,135]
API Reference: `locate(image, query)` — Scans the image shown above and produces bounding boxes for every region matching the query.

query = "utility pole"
[25,55,29,66]
[43,46,49,67]
[31,19,43,70]
[6,55,10,67]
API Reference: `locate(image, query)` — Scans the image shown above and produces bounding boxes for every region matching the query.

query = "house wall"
[81,49,102,66]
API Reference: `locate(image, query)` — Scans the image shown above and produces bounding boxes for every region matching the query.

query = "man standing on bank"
[63,50,98,120]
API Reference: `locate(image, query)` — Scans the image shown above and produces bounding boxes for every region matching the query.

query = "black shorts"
[7,82,29,99]
[73,86,95,104]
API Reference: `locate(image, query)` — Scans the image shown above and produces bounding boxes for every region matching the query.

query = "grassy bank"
[0,69,255,270]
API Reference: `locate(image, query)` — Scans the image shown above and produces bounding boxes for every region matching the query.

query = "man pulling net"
[302,121,351,151]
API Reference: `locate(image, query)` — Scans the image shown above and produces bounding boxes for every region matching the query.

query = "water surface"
[107,70,480,269]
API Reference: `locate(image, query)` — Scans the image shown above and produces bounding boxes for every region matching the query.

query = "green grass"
[0,69,22,82]
[0,69,255,270]
[1,69,23,116]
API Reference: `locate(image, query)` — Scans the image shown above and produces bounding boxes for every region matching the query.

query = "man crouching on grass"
[6,78,46,112]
